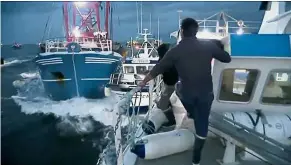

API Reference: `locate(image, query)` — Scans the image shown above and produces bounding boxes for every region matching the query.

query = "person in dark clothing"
[138,17,231,165]
[156,43,179,110]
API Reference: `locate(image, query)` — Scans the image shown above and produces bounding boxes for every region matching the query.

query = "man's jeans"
[156,84,175,110]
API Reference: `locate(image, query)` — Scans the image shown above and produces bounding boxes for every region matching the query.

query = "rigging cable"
[41,2,55,42]
[110,3,113,40]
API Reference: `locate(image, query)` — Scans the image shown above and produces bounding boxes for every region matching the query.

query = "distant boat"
[12,42,22,49]
[108,29,160,114]
[34,2,122,101]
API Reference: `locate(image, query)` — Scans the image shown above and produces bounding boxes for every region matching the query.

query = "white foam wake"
[20,72,38,79]
[1,59,30,68]
[11,71,133,165]
[12,72,129,127]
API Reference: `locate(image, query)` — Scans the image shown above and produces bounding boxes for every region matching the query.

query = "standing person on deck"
[156,43,179,111]
[138,18,231,165]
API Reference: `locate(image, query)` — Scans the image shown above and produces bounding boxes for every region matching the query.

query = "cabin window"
[136,66,147,74]
[124,66,134,73]
[261,70,291,105]
[219,68,259,102]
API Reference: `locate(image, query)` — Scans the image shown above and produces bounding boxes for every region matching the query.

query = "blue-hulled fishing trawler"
[35,2,122,100]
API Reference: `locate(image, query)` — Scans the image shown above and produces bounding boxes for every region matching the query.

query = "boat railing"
[109,73,124,85]
[109,73,149,86]
[104,76,291,165]
[196,19,261,35]
[104,76,162,165]
[44,37,113,53]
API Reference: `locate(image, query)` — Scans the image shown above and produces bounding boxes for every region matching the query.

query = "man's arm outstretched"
[139,47,178,87]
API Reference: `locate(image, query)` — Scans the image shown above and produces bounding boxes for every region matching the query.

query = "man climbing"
[138,17,231,165]
[156,43,179,114]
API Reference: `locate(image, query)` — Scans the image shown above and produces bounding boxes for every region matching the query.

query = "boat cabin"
[110,58,158,86]
[109,29,160,87]
[212,34,291,113]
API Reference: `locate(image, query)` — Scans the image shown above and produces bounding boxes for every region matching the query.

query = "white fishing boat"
[97,2,291,165]
[107,2,162,114]
[107,28,160,114]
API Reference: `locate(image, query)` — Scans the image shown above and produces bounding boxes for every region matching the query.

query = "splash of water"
[1,59,30,68]
[11,71,130,165]
[12,72,129,127]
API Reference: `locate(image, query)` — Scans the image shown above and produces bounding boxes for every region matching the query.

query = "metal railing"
[106,76,291,165]
[44,37,113,53]
[102,76,162,165]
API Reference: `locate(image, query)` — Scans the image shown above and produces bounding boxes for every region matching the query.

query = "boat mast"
[63,2,70,41]
[105,1,110,38]
[150,13,152,33]
[177,10,183,28]
[136,2,140,34]
[131,37,134,57]
[110,4,113,40]
[140,2,143,34]
[141,29,150,56]
[157,17,160,46]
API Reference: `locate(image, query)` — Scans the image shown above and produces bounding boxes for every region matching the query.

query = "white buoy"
[142,107,168,134]
[131,129,195,159]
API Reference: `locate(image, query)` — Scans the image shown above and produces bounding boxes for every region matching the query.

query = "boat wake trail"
[11,71,129,165]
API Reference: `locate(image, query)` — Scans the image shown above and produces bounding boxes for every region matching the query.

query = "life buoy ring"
[237,20,244,27]
[49,41,54,47]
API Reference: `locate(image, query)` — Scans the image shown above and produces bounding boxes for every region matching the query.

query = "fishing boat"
[108,29,159,114]
[126,2,162,57]
[107,2,162,114]
[34,2,122,101]
[12,42,22,49]
[103,2,291,165]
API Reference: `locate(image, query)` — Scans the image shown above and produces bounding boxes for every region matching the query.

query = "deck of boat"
[135,126,269,165]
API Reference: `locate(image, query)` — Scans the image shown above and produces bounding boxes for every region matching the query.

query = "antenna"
[136,2,140,33]
[140,2,143,34]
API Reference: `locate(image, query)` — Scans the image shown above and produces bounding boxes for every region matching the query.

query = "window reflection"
[136,66,147,74]
[219,69,259,102]
[262,71,291,105]
[124,66,134,73]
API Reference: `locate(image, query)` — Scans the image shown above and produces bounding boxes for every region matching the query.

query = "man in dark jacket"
[156,43,179,111]
[138,18,231,165]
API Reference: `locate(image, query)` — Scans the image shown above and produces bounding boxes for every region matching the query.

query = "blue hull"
[35,52,122,100]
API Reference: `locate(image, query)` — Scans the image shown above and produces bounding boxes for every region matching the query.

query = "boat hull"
[35,52,122,100]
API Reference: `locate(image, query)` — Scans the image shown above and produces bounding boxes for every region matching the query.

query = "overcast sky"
[1,1,265,44]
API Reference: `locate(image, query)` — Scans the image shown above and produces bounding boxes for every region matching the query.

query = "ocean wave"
[20,72,39,79]
[12,73,128,127]
[1,59,31,68]
[11,71,128,165]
